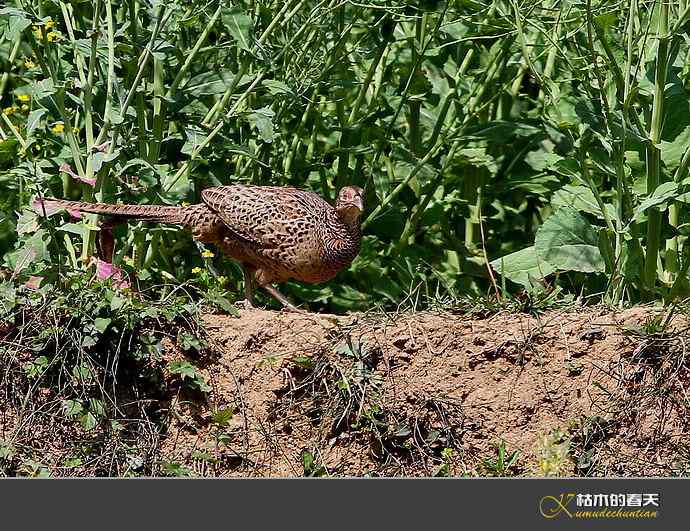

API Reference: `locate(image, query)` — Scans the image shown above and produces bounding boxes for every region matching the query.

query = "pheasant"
[36,185,364,311]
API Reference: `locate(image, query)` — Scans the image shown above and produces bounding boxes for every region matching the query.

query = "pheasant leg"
[262,284,305,313]
[97,218,127,263]
[242,266,257,307]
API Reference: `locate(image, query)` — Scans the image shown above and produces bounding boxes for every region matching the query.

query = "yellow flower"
[21,104,29,112]
[32,26,43,40]
[17,94,30,103]
[47,31,59,42]
[2,107,15,116]
[191,267,202,274]
[201,250,214,259]
[51,122,65,134]
[181,201,190,207]
[24,57,35,69]
[45,19,55,30]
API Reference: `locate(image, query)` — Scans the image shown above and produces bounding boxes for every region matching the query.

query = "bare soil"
[159,306,690,477]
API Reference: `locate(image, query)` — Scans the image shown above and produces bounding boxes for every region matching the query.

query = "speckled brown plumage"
[39,185,365,310]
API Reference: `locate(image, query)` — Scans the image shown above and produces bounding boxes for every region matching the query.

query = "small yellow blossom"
[32,26,43,40]
[201,250,215,259]
[24,57,35,69]
[17,94,30,103]
[51,122,65,134]
[191,267,202,274]
[217,276,227,284]
[47,31,59,42]
[181,201,190,207]
[21,104,29,112]
[45,19,55,30]
[2,106,15,116]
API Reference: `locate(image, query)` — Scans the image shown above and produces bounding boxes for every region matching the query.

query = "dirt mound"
[160,306,690,477]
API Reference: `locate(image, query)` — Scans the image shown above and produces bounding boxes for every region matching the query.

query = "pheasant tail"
[35,199,186,224]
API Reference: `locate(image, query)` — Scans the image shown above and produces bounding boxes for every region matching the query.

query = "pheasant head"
[335,186,364,228]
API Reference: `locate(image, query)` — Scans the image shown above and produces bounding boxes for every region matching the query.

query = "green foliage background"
[2,0,690,311]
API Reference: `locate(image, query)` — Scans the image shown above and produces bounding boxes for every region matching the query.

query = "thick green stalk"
[148,55,165,163]
[168,4,223,97]
[362,141,445,230]
[164,72,265,192]
[336,32,389,185]
[513,0,543,87]
[166,0,319,191]
[202,63,247,127]
[0,38,21,101]
[80,0,114,262]
[284,88,317,175]
[150,3,222,158]
[94,6,169,146]
[644,1,670,289]
[0,113,27,150]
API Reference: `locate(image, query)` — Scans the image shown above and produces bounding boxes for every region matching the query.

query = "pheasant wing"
[201,186,313,247]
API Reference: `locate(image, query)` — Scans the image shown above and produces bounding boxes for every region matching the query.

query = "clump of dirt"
[159,306,690,477]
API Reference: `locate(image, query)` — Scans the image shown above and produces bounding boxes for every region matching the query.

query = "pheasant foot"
[262,285,306,313]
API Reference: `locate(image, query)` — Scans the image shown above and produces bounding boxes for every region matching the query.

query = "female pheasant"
[36,185,364,311]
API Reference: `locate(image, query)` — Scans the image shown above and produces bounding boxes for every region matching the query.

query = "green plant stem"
[644,0,670,289]
[0,38,21,101]
[362,141,445,231]
[81,0,114,263]
[0,113,27,150]
[168,4,223,97]
[94,6,170,146]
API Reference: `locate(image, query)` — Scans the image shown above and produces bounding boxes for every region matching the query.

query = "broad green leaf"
[72,363,95,382]
[222,8,252,51]
[633,181,678,221]
[26,109,46,137]
[535,208,605,273]
[262,80,293,96]
[463,121,542,143]
[525,150,563,172]
[661,125,690,169]
[81,412,98,431]
[181,127,208,155]
[161,164,190,199]
[552,185,616,221]
[440,20,468,39]
[491,246,556,289]
[94,317,111,333]
[247,107,275,143]
[621,238,644,280]
[594,12,617,31]
[57,222,88,237]
[456,147,497,173]
[5,230,50,273]
[16,210,39,235]
[89,399,106,418]
[0,281,17,316]
[169,360,196,379]
[1,9,31,41]
[184,71,236,96]
[31,78,55,100]
[63,399,83,417]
